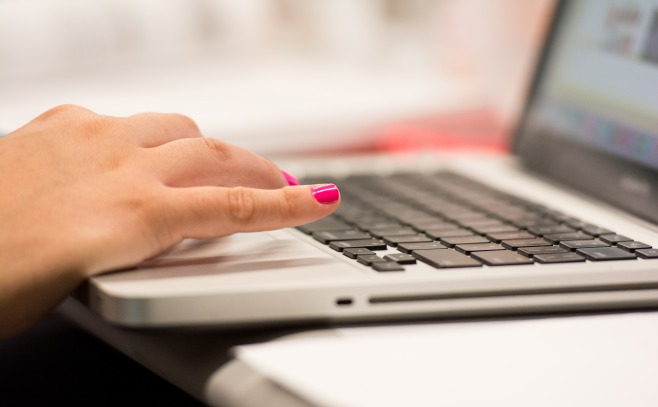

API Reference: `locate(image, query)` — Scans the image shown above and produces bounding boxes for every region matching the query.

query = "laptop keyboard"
[297,172,658,272]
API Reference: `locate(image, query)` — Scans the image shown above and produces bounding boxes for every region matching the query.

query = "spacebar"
[412,249,482,268]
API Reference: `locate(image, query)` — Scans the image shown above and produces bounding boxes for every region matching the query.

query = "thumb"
[167,184,340,239]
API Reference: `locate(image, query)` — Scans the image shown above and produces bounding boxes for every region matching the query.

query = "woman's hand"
[0,105,339,338]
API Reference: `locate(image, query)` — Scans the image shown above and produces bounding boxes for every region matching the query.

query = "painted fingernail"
[282,170,299,186]
[311,184,340,204]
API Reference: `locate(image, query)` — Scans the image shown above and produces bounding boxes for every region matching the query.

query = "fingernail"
[311,184,340,204]
[282,170,299,186]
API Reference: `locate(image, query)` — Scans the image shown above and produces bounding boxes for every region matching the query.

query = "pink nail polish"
[311,184,340,204]
[282,170,299,186]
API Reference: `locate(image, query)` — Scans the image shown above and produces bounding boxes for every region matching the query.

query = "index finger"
[163,184,341,239]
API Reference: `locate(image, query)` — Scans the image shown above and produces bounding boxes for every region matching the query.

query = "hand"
[0,105,339,338]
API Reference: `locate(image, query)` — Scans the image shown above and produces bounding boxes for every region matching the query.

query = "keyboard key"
[518,246,568,257]
[501,238,551,250]
[357,255,388,266]
[469,224,519,234]
[407,221,457,232]
[486,231,535,243]
[527,225,575,236]
[580,225,614,236]
[372,262,405,272]
[455,243,504,254]
[397,242,446,254]
[354,221,402,230]
[342,248,375,259]
[413,249,482,268]
[636,248,658,259]
[598,234,632,244]
[560,240,610,250]
[564,218,590,229]
[313,230,371,244]
[297,218,352,234]
[508,217,555,228]
[471,250,534,266]
[329,239,387,252]
[424,229,473,239]
[534,252,586,263]
[368,227,417,238]
[408,221,459,232]
[543,232,594,244]
[440,236,489,247]
[576,247,637,261]
[616,241,652,252]
[383,234,432,247]
[384,253,417,264]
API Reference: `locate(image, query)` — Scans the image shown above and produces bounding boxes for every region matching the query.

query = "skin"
[0,104,339,339]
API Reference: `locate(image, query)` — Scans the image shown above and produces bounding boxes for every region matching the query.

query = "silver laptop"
[77,0,658,328]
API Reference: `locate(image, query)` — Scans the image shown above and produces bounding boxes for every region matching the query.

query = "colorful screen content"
[532,0,658,169]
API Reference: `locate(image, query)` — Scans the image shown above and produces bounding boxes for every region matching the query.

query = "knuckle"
[169,113,201,135]
[227,187,256,224]
[280,187,299,217]
[203,138,231,162]
[37,104,93,121]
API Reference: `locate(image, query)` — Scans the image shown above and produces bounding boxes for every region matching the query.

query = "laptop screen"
[515,0,658,224]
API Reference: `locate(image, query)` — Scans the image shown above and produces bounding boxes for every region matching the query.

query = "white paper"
[235,312,658,407]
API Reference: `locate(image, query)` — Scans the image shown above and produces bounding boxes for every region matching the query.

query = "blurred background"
[0,0,552,155]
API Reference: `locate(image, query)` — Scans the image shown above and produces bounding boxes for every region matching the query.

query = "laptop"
[77,0,658,328]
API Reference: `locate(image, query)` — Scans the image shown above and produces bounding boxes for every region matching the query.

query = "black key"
[424,229,473,239]
[501,238,551,250]
[395,213,441,225]
[451,214,493,224]
[384,253,417,264]
[368,227,417,238]
[355,221,403,231]
[457,218,500,228]
[564,218,590,229]
[372,262,405,272]
[518,246,568,257]
[617,241,652,252]
[543,232,594,244]
[329,239,387,252]
[469,224,519,234]
[455,243,504,254]
[413,249,482,268]
[297,218,352,234]
[471,250,534,266]
[598,234,632,244]
[486,231,535,243]
[357,255,388,266]
[534,252,586,263]
[581,225,614,236]
[637,248,658,259]
[407,221,456,233]
[441,236,489,247]
[342,248,375,259]
[313,230,371,244]
[527,225,575,236]
[509,218,555,228]
[383,234,432,247]
[576,247,637,261]
[560,239,610,250]
[397,242,446,254]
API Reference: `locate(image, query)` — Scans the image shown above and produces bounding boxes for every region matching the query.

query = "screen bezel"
[512,0,658,225]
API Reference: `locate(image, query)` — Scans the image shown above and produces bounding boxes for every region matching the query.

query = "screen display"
[529,0,658,169]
